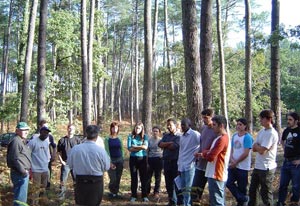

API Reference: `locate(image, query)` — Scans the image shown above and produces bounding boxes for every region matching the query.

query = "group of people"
[5,108,300,206]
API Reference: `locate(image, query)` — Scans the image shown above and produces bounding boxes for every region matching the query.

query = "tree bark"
[200,0,213,110]
[20,0,38,122]
[88,0,95,121]
[164,0,175,115]
[181,0,203,130]
[134,0,139,123]
[244,0,253,132]
[142,0,153,135]
[271,0,281,134]
[37,0,48,125]
[81,0,90,134]
[216,0,229,129]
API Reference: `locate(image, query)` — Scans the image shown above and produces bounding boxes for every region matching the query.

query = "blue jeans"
[11,170,29,206]
[208,177,226,206]
[60,164,74,189]
[278,160,300,204]
[226,168,249,205]
[180,167,195,206]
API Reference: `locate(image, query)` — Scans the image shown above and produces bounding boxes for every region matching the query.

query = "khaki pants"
[31,171,48,205]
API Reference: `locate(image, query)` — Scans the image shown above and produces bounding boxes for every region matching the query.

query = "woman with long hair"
[127,122,149,202]
[104,122,124,199]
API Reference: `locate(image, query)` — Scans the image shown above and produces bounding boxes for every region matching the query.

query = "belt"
[76,175,102,184]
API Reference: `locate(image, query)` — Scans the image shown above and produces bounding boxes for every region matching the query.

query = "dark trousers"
[248,168,275,206]
[147,157,163,194]
[278,160,300,204]
[108,158,124,194]
[164,159,182,205]
[129,156,148,198]
[226,168,249,205]
[192,169,207,201]
[75,175,103,206]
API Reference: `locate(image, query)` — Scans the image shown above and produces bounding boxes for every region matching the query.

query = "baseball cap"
[40,126,51,132]
[16,122,30,130]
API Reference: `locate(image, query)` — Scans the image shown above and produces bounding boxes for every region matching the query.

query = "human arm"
[8,139,29,176]
[252,143,268,155]
[202,136,227,162]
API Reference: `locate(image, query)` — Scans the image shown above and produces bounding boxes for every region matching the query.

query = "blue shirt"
[159,132,180,160]
[127,134,149,157]
[67,141,110,177]
[178,128,200,171]
[108,138,122,158]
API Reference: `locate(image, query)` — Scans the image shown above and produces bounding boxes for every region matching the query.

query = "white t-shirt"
[28,137,51,172]
[231,132,253,170]
[254,127,278,170]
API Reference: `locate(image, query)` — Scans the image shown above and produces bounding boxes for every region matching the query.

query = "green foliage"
[0,93,20,121]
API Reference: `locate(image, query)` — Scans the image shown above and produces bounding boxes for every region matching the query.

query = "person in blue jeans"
[178,118,200,206]
[226,118,253,206]
[127,122,149,202]
[7,122,31,206]
[277,112,300,206]
[57,124,81,199]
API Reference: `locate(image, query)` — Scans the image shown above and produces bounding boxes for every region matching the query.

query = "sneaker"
[142,197,149,202]
[130,197,137,202]
[58,191,65,200]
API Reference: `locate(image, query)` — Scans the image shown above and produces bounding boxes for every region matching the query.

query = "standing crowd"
[5,109,300,206]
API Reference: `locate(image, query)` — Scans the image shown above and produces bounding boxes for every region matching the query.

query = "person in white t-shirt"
[226,118,253,206]
[248,109,278,206]
[27,126,51,205]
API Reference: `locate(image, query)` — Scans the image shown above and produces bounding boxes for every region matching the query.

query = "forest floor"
[0,123,287,206]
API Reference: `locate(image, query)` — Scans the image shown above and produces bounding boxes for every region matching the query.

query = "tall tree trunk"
[20,0,38,122]
[81,0,90,134]
[216,0,229,130]
[1,0,14,105]
[50,44,57,121]
[244,0,252,132]
[37,0,48,125]
[130,50,134,126]
[134,0,139,123]
[164,0,175,115]
[200,0,213,110]
[181,0,203,130]
[142,0,153,135]
[17,0,30,93]
[152,0,158,106]
[271,0,281,133]
[88,0,95,121]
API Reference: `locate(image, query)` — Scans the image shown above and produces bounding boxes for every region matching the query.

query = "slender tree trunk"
[244,0,252,132]
[200,0,213,110]
[271,0,281,134]
[81,0,90,133]
[142,0,153,135]
[20,0,38,122]
[216,0,229,130]
[1,0,14,105]
[88,0,95,121]
[181,0,203,130]
[130,50,134,126]
[164,0,175,115]
[134,0,139,123]
[152,0,158,106]
[37,0,48,125]
[50,44,57,121]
